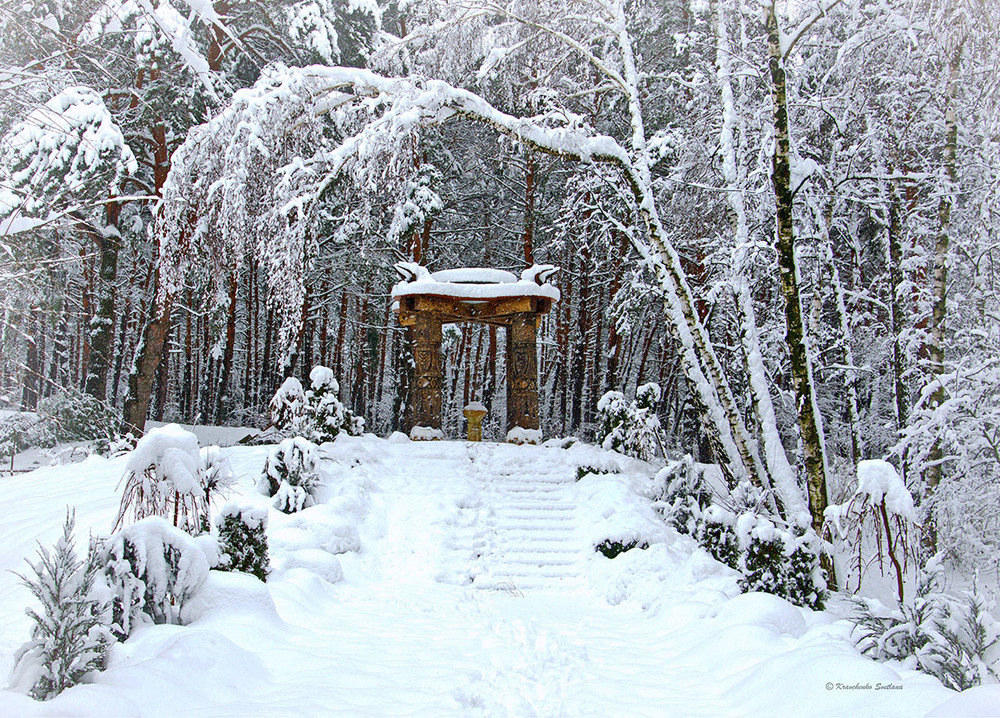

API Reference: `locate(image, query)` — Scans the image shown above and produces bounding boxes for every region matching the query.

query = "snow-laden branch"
[157,57,771,497]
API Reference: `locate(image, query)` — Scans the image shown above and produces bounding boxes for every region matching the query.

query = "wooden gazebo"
[391,263,559,442]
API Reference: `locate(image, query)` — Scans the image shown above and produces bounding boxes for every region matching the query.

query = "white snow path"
[0,436,971,716]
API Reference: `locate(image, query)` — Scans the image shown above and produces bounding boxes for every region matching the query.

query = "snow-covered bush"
[595,538,649,558]
[697,506,741,571]
[739,520,788,596]
[826,459,917,602]
[596,383,665,461]
[201,445,236,499]
[9,511,112,701]
[307,366,364,442]
[852,559,1000,691]
[652,455,708,532]
[37,388,117,446]
[268,367,364,443]
[0,412,54,471]
[258,437,322,513]
[98,517,211,640]
[216,502,269,582]
[659,467,827,609]
[269,377,309,436]
[114,424,212,533]
[105,432,138,457]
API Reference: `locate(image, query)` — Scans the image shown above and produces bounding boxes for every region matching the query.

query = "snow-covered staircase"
[468,447,587,592]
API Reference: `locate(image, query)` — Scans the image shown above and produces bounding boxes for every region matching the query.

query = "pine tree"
[10,510,112,701]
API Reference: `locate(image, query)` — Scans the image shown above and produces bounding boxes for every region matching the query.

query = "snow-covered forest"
[1,0,999,712]
[3,0,998,573]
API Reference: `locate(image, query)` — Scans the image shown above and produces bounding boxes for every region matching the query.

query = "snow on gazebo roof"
[391,262,560,303]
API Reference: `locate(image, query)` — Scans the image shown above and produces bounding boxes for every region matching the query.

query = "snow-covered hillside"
[0,436,992,716]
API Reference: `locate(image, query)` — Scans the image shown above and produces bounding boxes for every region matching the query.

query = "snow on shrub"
[307,366,364,442]
[596,383,665,461]
[0,412,54,471]
[268,367,364,443]
[852,558,1000,691]
[201,445,236,502]
[258,437,322,513]
[216,502,269,582]
[98,517,211,640]
[269,377,309,436]
[658,462,827,610]
[9,510,112,701]
[114,424,213,533]
[37,387,117,446]
[825,459,916,602]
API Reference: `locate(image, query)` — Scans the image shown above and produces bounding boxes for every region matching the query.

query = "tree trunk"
[886,180,909,441]
[122,288,175,435]
[766,5,832,574]
[523,150,536,266]
[82,212,120,401]
[923,47,961,552]
[20,310,41,410]
[214,272,239,424]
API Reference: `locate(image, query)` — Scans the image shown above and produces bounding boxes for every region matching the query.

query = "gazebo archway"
[391,263,559,442]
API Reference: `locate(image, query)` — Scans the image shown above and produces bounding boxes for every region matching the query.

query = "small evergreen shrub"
[268,366,364,443]
[852,559,1000,691]
[596,391,629,453]
[258,437,322,513]
[269,377,309,435]
[37,388,117,446]
[575,465,617,481]
[9,510,112,701]
[784,530,827,610]
[98,517,211,641]
[654,456,710,534]
[740,525,787,596]
[306,366,364,442]
[216,502,269,582]
[595,383,666,461]
[659,468,827,610]
[696,507,741,571]
[595,538,649,558]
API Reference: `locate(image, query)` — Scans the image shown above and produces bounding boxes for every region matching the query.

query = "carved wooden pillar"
[506,313,539,432]
[412,313,442,429]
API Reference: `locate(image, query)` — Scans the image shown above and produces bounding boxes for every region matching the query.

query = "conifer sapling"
[9,510,112,701]
[216,502,270,582]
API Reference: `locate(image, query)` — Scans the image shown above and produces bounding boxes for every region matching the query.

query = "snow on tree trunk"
[766,4,832,555]
[83,221,120,402]
[715,0,802,522]
[923,47,961,551]
[121,289,174,436]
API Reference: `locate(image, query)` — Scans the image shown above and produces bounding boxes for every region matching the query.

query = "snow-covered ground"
[0,435,994,716]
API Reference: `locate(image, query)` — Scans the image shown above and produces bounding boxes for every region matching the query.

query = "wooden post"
[412,312,443,431]
[506,313,539,433]
[463,403,487,442]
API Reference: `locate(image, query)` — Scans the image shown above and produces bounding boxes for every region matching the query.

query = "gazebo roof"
[391,262,559,326]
